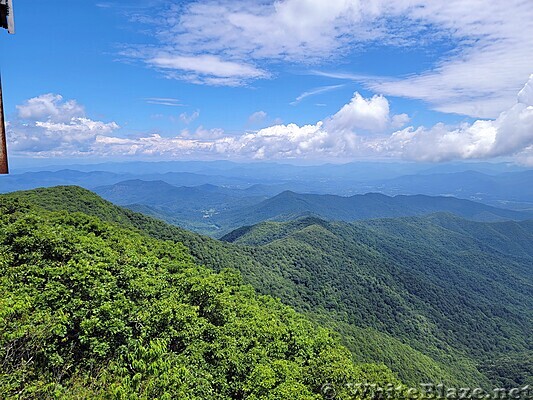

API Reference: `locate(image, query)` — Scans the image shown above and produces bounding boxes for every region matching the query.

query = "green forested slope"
[3,186,531,389]
[0,197,401,399]
[88,180,533,237]
[210,191,533,234]
[224,216,533,388]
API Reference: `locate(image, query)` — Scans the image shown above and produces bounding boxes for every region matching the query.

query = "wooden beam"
[0,74,9,174]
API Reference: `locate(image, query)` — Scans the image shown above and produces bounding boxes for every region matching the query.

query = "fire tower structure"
[0,0,15,174]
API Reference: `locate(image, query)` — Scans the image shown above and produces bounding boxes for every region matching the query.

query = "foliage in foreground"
[0,198,401,399]
[5,186,531,389]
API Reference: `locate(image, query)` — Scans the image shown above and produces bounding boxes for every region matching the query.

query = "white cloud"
[144,97,183,107]
[93,134,214,157]
[179,110,200,124]
[248,111,267,124]
[8,77,533,164]
[155,1,377,63]
[8,94,120,155]
[309,0,533,118]
[224,122,330,159]
[383,75,533,161]
[125,0,532,116]
[16,94,85,122]
[290,84,344,105]
[391,114,410,129]
[181,125,224,140]
[325,92,408,133]
[147,54,268,86]
[514,146,533,167]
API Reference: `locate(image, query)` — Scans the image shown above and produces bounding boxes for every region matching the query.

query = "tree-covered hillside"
[223,215,533,388]
[92,180,533,237]
[3,186,531,389]
[94,179,267,235]
[215,191,532,232]
[0,197,400,399]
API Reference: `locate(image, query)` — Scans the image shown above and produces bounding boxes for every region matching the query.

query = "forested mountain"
[0,195,400,398]
[94,180,267,234]
[4,186,531,389]
[93,181,533,237]
[5,163,533,213]
[222,215,533,388]
[373,170,533,208]
[212,191,532,235]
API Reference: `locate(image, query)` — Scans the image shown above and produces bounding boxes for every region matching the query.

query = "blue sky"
[2,0,533,166]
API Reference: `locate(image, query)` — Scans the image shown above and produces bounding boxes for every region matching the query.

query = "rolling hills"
[2,186,532,388]
[93,180,533,237]
[93,179,267,234]
[0,193,399,398]
[217,190,532,229]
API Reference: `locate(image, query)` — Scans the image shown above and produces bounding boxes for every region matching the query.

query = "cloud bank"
[124,0,533,118]
[9,94,119,155]
[8,76,533,164]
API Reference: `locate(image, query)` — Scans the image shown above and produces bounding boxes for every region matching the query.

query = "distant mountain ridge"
[90,180,533,236]
[93,179,268,234]
[374,170,533,205]
[214,190,533,233]
[3,171,532,237]
[3,163,533,211]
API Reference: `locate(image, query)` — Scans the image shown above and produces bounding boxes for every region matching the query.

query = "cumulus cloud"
[383,75,533,162]
[231,78,533,162]
[248,111,267,124]
[180,126,224,140]
[16,94,85,122]
[8,94,119,155]
[325,92,408,133]
[179,110,200,124]
[7,77,533,164]
[93,134,214,157]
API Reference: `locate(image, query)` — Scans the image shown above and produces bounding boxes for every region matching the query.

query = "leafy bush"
[0,200,401,398]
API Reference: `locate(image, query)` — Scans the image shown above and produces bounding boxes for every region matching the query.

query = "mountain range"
[3,186,531,389]
[92,180,533,236]
[3,162,533,211]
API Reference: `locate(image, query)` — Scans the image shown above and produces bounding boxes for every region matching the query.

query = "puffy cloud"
[16,94,85,122]
[514,146,533,167]
[8,77,533,164]
[93,134,213,157]
[384,121,497,162]
[248,111,267,124]
[181,126,224,140]
[8,94,119,155]
[326,92,407,133]
[383,75,533,161]
[224,122,330,159]
[179,110,200,124]
[391,114,410,129]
